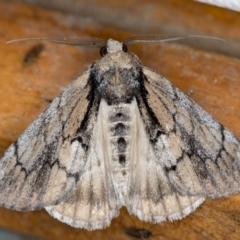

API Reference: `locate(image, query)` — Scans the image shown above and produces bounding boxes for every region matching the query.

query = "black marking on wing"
[1,141,80,210]
[71,75,101,151]
[77,78,96,132]
[11,141,80,183]
[136,73,165,143]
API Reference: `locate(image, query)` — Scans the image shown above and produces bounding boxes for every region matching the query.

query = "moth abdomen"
[118,154,126,165]
[107,102,137,200]
[110,122,129,136]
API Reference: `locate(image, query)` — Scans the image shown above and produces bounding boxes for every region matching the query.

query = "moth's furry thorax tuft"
[90,50,143,104]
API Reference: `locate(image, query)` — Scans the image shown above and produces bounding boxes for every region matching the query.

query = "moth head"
[100,39,128,56]
[91,39,143,104]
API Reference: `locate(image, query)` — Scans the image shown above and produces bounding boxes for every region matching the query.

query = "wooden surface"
[10,0,240,58]
[0,1,240,240]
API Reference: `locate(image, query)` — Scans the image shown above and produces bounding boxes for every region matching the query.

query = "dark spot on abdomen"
[119,154,126,165]
[109,110,130,122]
[117,137,127,152]
[115,123,126,135]
[116,113,123,119]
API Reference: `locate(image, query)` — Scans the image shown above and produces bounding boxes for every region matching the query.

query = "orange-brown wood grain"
[12,0,240,39]
[0,1,240,240]
[11,0,240,57]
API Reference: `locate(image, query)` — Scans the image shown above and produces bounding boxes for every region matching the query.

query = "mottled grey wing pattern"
[143,67,240,198]
[126,98,204,223]
[45,100,121,230]
[0,72,92,210]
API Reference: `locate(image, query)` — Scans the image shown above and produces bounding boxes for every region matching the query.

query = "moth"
[1,35,240,230]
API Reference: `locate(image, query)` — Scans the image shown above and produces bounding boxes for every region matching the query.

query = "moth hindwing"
[1,37,240,230]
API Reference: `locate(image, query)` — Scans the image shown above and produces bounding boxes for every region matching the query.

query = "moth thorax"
[91,50,143,104]
[95,68,142,105]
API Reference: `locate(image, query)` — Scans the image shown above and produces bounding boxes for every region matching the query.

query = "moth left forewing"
[0,72,92,210]
[142,67,240,198]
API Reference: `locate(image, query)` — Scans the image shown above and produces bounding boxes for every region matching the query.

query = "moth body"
[89,41,144,204]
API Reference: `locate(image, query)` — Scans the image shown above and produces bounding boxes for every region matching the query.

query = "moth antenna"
[123,34,224,45]
[6,37,106,48]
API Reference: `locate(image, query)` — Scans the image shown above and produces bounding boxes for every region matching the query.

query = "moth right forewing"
[143,67,240,198]
[0,72,92,210]
[126,98,205,223]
